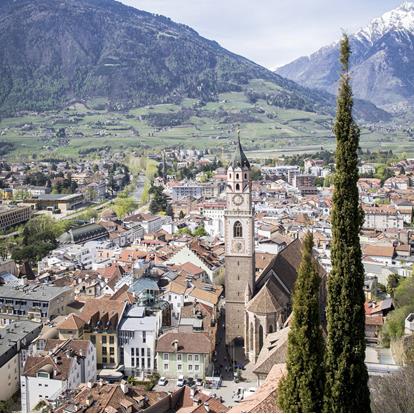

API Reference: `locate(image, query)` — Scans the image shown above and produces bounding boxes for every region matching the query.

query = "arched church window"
[233,221,242,238]
[236,173,239,179]
[235,183,240,191]
[244,173,247,179]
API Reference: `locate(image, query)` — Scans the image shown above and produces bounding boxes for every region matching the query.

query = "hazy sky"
[120,0,403,69]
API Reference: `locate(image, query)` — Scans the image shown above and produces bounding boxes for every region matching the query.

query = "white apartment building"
[118,306,162,376]
[21,339,96,412]
[200,202,225,237]
[363,206,404,230]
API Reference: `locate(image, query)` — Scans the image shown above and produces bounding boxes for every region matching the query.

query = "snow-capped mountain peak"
[356,2,414,43]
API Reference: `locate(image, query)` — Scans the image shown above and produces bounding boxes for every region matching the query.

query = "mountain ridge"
[0,0,389,121]
[276,2,414,113]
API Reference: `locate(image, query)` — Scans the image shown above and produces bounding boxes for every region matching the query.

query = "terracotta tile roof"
[166,280,187,295]
[187,285,223,306]
[54,381,168,413]
[179,386,228,413]
[365,315,384,326]
[228,364,286,413]
[109,284,135,303]
[23,339,90,381]
[97,263,125,280]
[78,297,126,329]
[179,262,205,276]
[56,313,86,330]
[156,331,211,354]
[363,245,395,258]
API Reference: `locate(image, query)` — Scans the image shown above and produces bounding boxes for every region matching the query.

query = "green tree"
[324,34,370,412]
[113,195,138,219]
[278,232,324,412]
[193,225,207,237]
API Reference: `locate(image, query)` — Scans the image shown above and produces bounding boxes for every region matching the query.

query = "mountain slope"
[0,0,389,121]
[276,2,414,113]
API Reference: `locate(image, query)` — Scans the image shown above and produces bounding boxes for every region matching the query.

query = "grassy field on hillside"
[1,79,413,161]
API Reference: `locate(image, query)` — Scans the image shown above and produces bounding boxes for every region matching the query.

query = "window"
[177,354,182,361]
[188,365,193,371]
[233,221,242,238]
[110,357,115,364]
[102,336,107,344]
[110,347,115,355]
[188,355,192,361]
[236,183,240,191]
[177,364,182,371]
[244,173,247,179]
[163,353,169,361]
[236,173,239,179]
[195,365,200,371]
[142,331,146,343]
[131,348,134,356]
[109,336,114,344]
[147,349,151,356]
[102,347,107,355]
[164,364,169,370]
[102,357,107,363]
[141,348,145,356]
[194,355,199,362]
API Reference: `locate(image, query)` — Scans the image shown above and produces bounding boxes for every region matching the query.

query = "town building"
[118,305,162,376]
[0,285,73,324]
[0,205,32,231]
[21,339,96,412]
[155,331,211,378]
[0,321,42,402]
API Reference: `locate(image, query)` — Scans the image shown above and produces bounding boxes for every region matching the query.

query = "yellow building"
[57,299,126,368]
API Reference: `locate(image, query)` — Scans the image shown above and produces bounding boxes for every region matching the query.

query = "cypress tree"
[277,232,324,412]
[323,34,371,412]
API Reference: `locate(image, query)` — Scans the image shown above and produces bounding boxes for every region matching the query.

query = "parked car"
[158,377,168,386]
[177,375,186,387]
[244,387,257,399]
[187,377,195,387]
[195,378,203,387]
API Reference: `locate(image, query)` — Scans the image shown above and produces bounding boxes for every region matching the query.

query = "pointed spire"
[230,128,250,169]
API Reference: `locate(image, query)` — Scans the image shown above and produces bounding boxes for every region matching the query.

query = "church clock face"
[232,194,243,206]
[232,240,245,253]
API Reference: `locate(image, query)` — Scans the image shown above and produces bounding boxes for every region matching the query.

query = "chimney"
[120,380,128,394]
[87,381,93,389]
[204,402,210,412]
[171,340,179,352]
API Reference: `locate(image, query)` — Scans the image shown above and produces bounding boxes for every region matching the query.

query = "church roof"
[246,280,283,314]
[230,134,250,169]
[256,238,303,294]
[253,328,290,375]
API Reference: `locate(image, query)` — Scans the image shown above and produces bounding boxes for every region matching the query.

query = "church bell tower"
[224,132,255,346]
